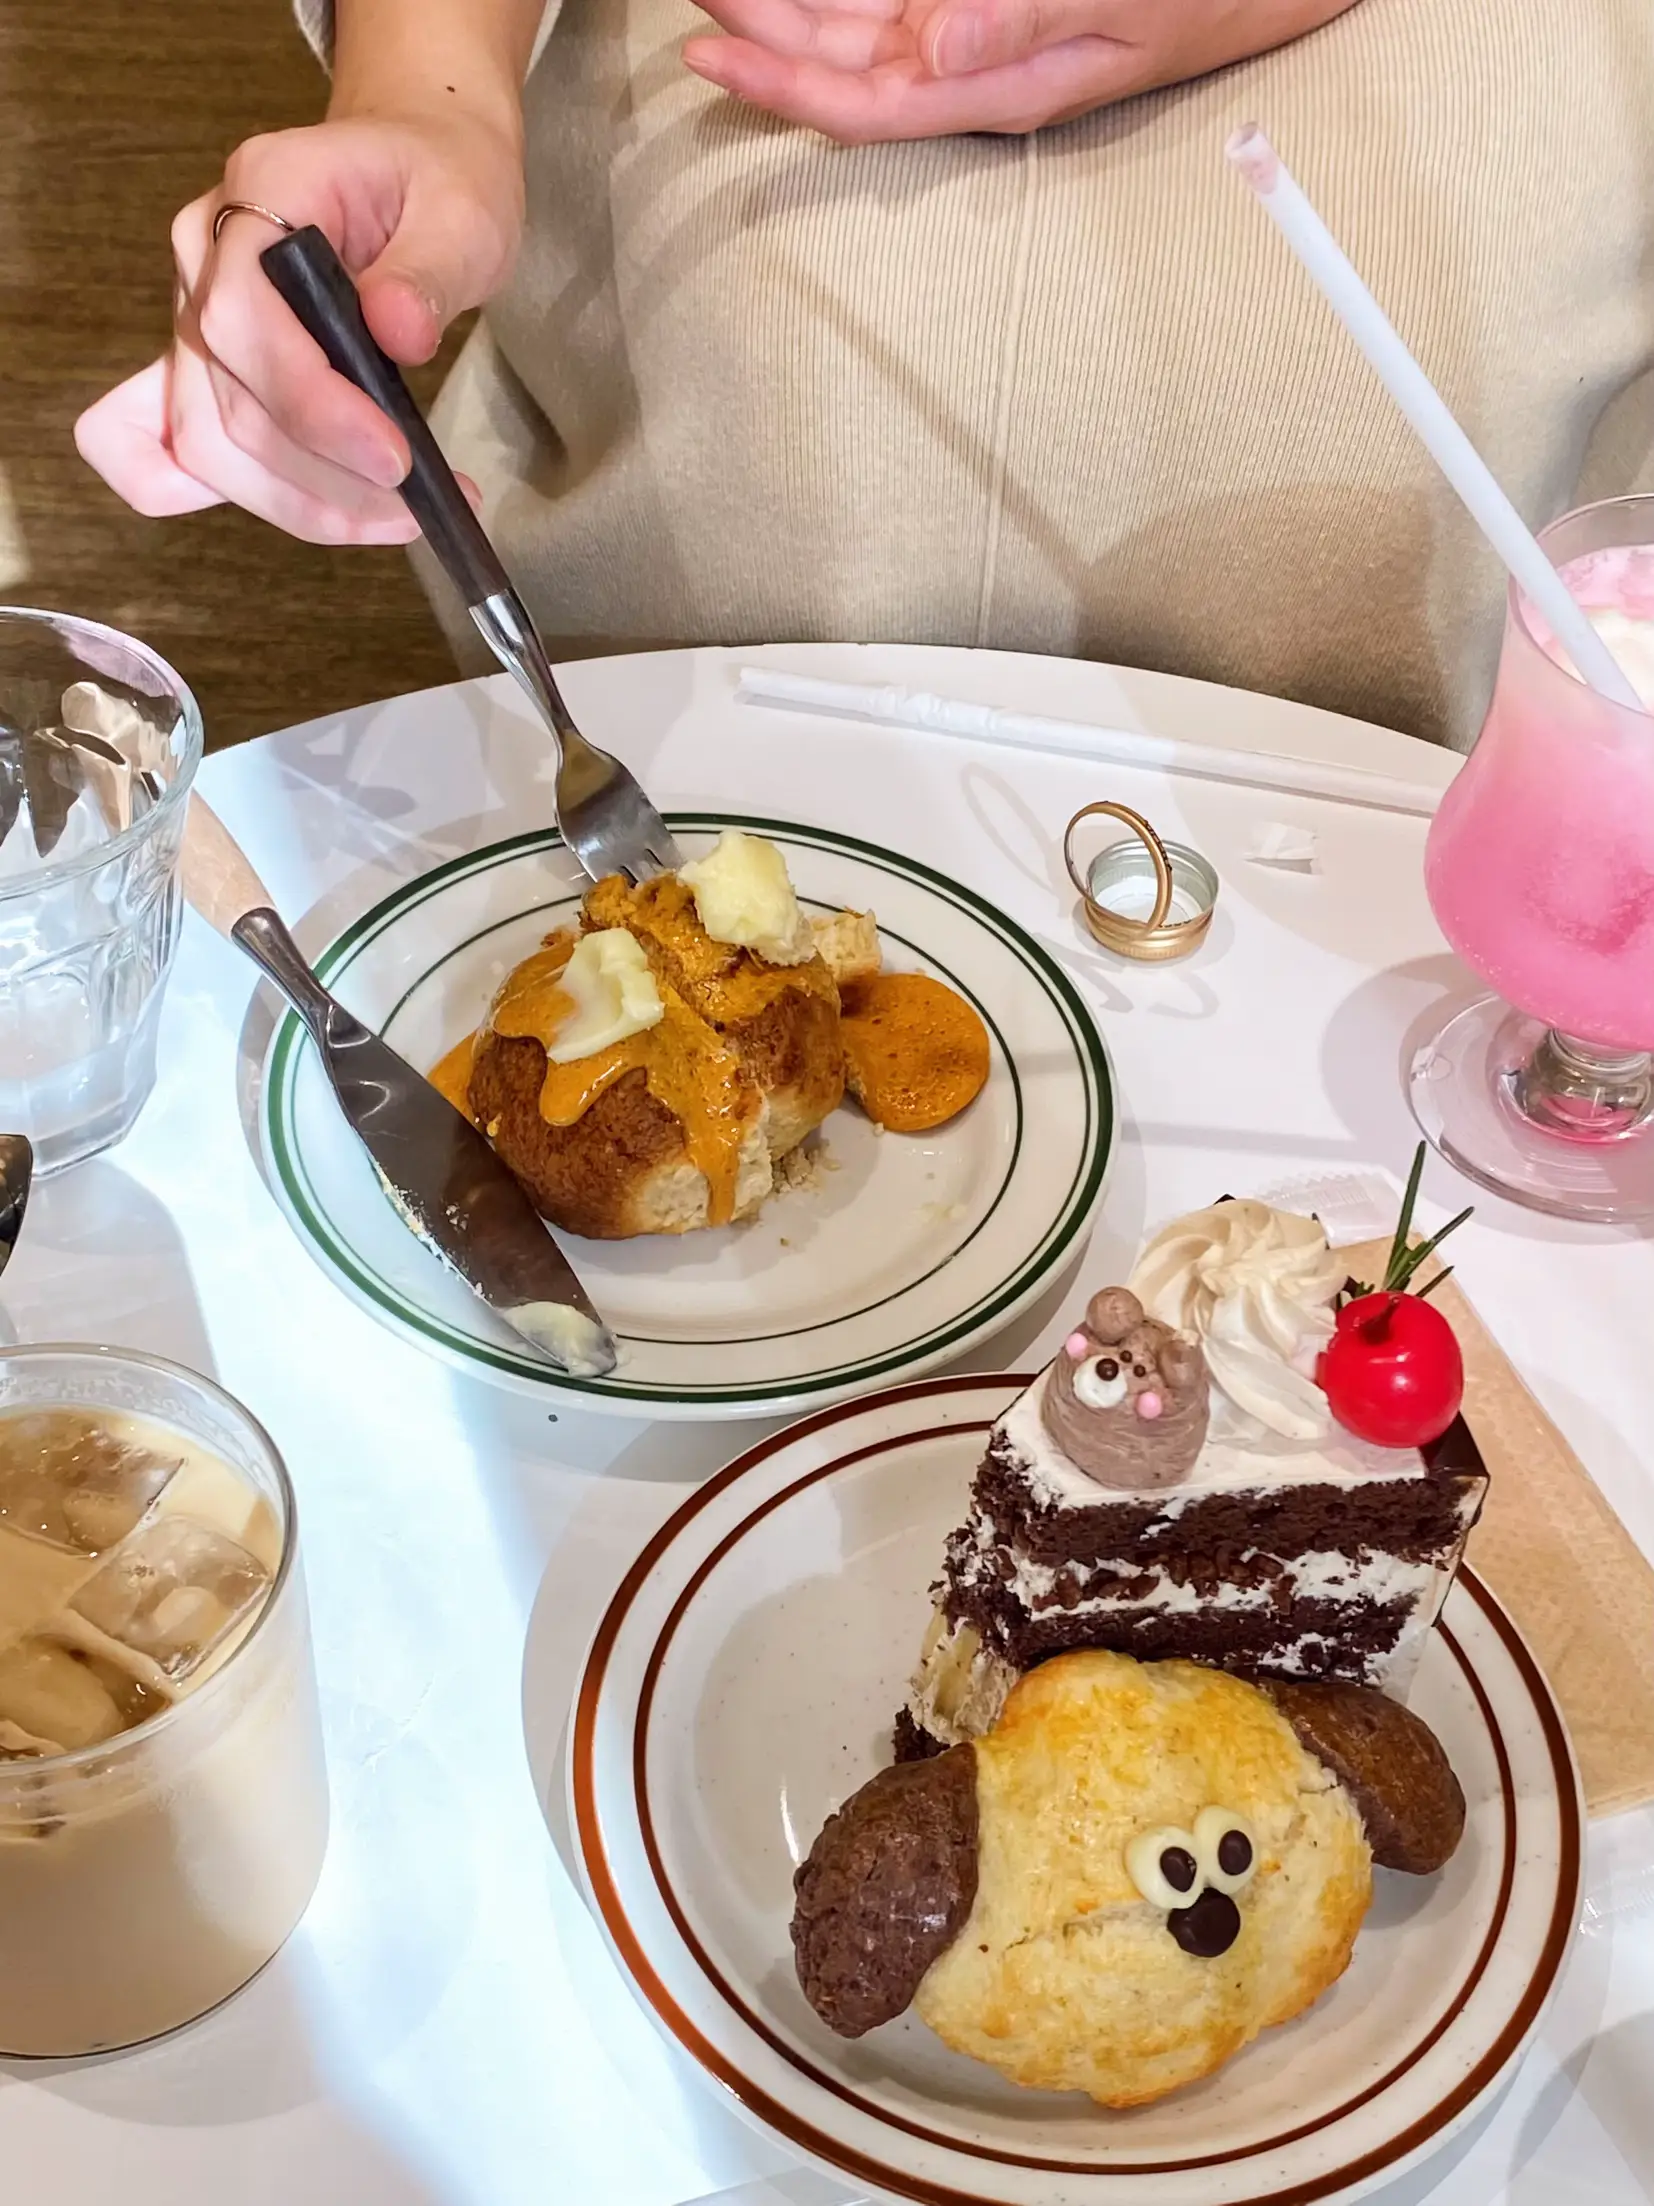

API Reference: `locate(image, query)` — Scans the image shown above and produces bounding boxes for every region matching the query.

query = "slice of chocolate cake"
[901,1202,1488,1757]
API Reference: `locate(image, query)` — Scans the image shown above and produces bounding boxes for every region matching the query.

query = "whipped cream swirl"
[1128,1201,1345,1445]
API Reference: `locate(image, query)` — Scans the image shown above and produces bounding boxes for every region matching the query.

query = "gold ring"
[1064,800,1220,962]
[1064,801,1175,940]
[212,200,297,245]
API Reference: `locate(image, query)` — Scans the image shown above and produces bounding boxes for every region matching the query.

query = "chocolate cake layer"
[945,1575,1413,1680]
[902,1378,1491,1756]
[972,1432,1484,1570]
[893,1708,946,1763]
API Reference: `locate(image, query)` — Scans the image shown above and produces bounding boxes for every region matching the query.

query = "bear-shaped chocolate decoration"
[790,1651,1465,2107]
[1041,1286,1209,1488]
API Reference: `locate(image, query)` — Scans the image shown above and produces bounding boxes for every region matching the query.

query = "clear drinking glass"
[0,609,203,1175]
[0,1346,329,2056]
[1410,495,1654,1219]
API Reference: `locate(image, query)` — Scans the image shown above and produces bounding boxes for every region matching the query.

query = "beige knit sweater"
[300,0,1654,747]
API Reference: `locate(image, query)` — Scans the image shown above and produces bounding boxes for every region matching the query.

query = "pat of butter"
[679,829,814,965]
[547,930,664,1062]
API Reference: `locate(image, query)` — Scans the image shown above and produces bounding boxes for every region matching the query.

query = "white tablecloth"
[2,642,1651,2206]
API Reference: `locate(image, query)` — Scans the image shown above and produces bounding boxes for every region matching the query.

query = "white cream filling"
[1000,1368,1429,1514]
[975,1540,1441,1619]
[969,1368,1474,1699]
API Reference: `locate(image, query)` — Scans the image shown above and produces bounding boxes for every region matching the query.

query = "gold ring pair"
[1063,801,1219,962]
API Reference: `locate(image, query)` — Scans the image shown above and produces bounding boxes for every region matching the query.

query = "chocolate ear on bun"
[1262,1677,1466,1875]
[790,1649,1465,2107]
[790,1748,979,2038]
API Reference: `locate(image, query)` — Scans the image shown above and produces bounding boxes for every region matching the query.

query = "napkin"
[1342,1235,1654,1819]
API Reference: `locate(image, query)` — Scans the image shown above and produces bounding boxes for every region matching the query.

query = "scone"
[913,1655,1370,2105]
[435,828,992,1239]
[468,871,844,1240]
[791,1648,1464,2108]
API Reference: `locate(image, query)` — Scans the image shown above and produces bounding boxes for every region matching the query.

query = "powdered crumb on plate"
[777,1138,833,1195]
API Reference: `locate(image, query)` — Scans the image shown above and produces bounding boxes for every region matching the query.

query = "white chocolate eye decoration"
[1074,1355,1129,1411]
[1126,1826,1201,1910]
[1194,1806,1257,1895]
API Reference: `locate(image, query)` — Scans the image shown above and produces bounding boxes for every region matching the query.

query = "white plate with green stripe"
[256,815,1112,1419]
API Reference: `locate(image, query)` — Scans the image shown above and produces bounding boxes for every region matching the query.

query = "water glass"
[0,609,203,1174]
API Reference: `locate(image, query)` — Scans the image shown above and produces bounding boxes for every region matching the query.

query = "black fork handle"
[260,225,506,612]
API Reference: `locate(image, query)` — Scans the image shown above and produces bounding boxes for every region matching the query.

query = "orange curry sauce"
[839,972,990,1132]
[430,890,986,1226]
[439,933,763,1227]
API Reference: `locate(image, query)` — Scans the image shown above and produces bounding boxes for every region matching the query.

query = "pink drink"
[1426,540,1654,1048]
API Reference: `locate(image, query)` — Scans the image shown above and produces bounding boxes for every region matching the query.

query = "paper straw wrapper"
[736,668,1452,816]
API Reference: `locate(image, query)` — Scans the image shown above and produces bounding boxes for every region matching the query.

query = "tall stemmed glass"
[1410,496,1654,1218]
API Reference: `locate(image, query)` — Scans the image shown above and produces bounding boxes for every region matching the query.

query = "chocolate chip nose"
[1167,1886,1241,1958]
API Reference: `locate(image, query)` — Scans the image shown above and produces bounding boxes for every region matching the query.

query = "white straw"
[1226,124,1645,716]
[735,668,1453,815]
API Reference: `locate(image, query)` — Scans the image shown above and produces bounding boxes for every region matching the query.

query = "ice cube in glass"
[70,1513,271,1678]
[0,1410,179,1555]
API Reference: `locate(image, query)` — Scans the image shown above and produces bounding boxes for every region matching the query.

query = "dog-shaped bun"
[792,1651,1464,2107]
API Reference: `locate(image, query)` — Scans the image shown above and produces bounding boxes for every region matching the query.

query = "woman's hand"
[75,104,525,543]
[683,0,1359,141]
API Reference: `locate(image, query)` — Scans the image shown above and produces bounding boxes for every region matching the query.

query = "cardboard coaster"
[1342,1237,1654,1819]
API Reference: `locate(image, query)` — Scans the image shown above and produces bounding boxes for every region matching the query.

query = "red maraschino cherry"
[1315,1146,1471,1450]
[1318,1292,1464,1448]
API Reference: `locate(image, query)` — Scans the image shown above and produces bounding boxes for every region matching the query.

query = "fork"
[259,227,682,887]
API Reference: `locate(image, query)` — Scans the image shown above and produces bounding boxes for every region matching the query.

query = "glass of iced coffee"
[0,1345,328,2056]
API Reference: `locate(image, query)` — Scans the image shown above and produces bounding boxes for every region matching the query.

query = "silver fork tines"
[470,590,683,886]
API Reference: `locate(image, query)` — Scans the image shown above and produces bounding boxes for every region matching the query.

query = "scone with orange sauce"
[453,834,847,1238]
[432,829,993,1239]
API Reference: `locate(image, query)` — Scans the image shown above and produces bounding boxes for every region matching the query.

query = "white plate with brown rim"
[568,1373,1583,2206]
[255,815,1111,1420]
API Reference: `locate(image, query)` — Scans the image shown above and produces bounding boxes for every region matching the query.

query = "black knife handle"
[260,224,508,610]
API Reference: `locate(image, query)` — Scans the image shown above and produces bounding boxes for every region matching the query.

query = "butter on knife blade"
[326,1019,621,1380]
[504,1300,617,1378]
[373,1187,618,1379]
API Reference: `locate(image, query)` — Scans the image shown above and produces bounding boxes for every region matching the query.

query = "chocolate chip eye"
[1125,1825,1200,1910]
[1159,1845,1197,1895]
[1193,1805,1258,1896]
[1073,1357,1129,1412]
[1133,1363,1147,1378]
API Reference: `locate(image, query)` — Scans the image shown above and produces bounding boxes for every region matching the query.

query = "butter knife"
[181,796,617,1378]
[0,1134,30,1280]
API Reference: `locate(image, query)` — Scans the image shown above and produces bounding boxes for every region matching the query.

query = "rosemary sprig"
[1388,1206,1474,1294]
[1345,1144,1472,1302]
